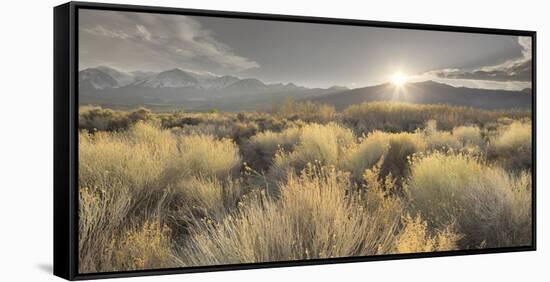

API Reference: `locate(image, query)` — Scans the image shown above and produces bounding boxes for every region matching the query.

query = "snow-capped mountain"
[79,68,118,90]
[96,66,135,86]
[79,66,346,92]
[133,68,200,88]
[78,66,349,111]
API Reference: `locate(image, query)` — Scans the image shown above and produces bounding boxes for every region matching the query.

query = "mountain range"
[79,66,348,111]
[79,66,531,112]
[310,80,532,110]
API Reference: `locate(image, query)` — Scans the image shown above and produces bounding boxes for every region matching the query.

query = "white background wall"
[0,0,547,280]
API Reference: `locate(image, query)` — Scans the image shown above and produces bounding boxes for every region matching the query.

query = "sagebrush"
[78,102,532,273]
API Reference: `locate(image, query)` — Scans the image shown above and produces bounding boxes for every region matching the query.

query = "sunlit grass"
[77,102,532,272]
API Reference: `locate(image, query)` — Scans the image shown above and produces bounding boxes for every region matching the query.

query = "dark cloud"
[427,37,532,83]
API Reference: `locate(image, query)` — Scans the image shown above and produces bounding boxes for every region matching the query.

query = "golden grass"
[344,102,530,134]
[271,123,355,178]
[393,215,461,253]
[78,122,242,273]
[109,220,178,271]
[407,152,532,248]
[180,166,403,265]
[488,121,532,171]
[344,131,391,181]
[77,103,532,272]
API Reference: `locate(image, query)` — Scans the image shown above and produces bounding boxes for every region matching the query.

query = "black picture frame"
[54,1,537,280]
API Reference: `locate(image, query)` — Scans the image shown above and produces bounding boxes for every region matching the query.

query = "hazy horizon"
[79,9,532,91]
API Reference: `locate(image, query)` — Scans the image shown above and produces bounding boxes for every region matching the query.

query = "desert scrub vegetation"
[343,102,530,134]
[343,131,391,181]
[242,126,302,171]
[169,134,241,179]
[393,215,461,253]
[179,166,403,265]
[78,102,532,272]
[270,123,355,180]
[487,121,532,171]
[78,122,243,272]
[343,131,425,185]
[108,220,179,271]
[275,98,338,123]
[79,106,155,131]
[407,152,532,248]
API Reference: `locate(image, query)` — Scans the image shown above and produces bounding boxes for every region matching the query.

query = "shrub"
[425,131,461,151]
[167,134,242,181]
[343,131,390,181]
[172,123,233,139]
[128,107,153,123]
[77,105,532,269]
[452,125,483,148]
[231,121,259,144]
[179,166,403,265]
[79,106,159,131]
[393,215,461,253]
[79,184,133,273]
[79,124,175,193]
[79,106,131,131]
[161,113,204,128]
[487,122,532,171]
[407,152,532,248]
[364,166,461,254]
[174,176,246,223]
[243,127,302,171]
[78,123,242,272]
[275,98,337,123]
[343,102,530,135]
[419,120,460,152]
[271,123,355,178]
[109,220,179,271]
[78,124,179,273]
[379,133,426,182]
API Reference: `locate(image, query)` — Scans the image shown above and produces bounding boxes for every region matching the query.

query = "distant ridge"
[309,80,532,110]
[78,67,530,111]
[78,66,348,111]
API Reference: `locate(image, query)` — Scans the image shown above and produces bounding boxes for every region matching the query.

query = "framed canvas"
[54,1,536,280]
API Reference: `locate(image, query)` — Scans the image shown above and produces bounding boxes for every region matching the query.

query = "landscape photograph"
[77,9,533,273]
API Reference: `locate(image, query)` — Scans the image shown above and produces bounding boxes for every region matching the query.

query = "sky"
[79,9,532,90]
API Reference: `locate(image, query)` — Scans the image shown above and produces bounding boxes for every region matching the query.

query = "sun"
[390,72,409,87]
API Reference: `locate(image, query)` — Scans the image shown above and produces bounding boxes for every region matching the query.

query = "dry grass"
[344,131,390,181]
[452,125,483,148]
[275,99,337,123]
[488,121,532,171]
[344,102,529,134]
[379,132,426,184]
[77,103,532,272]
[243,127,302,170]
[407,152,532,248]
[393,215,461,253]
[174,176,246,223]
[179,166,403,265]
[173,134,241,179]
[108,220,179,271]
[78,122,242,273]
[271,123,355,178]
